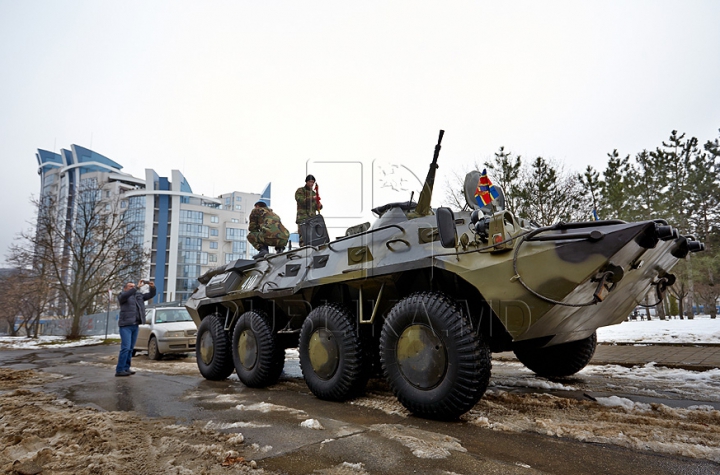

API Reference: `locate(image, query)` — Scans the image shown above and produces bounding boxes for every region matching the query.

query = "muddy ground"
[0,367,269,475]
[2,350,720,474]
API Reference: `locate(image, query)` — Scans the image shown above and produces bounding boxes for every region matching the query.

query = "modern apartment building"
[35,144,270,304]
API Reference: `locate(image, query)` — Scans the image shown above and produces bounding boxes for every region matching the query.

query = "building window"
[120,201,127,208]
[181,237,202,250]
[179,251,208,265]
[226,228,246,240]
[210,215,219,223]
[231,218,239,223]
[225,253,243,263]
[209,242,218,249]
[209,254,217,263]
[235,205,242,211]
[179,209,203,223]
[180,223,209,238]
[235,196,242,201]
[210,228,218,236]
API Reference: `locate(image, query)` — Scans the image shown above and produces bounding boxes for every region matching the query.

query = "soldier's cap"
[305,174,316,182]
[254,201,267,208]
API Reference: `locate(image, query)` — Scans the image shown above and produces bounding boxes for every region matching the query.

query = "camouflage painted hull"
[187,211,691,348]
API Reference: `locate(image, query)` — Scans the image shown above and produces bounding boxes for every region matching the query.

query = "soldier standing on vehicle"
[295,174,322,245]
[248,201,290,259]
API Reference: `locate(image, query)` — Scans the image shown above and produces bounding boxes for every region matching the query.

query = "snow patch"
[300,418,324,430]
[235,402,307,417]
[371,424,467,459]
[595,396,652,412]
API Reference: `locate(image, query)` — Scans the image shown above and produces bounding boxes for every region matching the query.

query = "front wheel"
[380,292,491,420]
[148,336,162,360]
[514,332,597,378]
[196,313,235,380]
[299,304,368,401]
[232,310,285,387]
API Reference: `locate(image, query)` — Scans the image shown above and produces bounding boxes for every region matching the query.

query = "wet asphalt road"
[1,345,718,475]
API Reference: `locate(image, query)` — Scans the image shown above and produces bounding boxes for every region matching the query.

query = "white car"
[134,306,198,360]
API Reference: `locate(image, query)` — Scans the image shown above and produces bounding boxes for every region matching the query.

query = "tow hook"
[653,274,676,301]
[593,263,625,302]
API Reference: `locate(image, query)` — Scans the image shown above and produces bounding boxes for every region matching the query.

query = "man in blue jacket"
[115,279,156,376]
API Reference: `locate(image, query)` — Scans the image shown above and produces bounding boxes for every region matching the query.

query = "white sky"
[1,1,719,264]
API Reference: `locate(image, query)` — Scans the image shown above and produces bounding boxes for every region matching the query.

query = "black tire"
[380,292,491,420]
[148,336,162,360]
[299,303,369,401]
[232,309,285,387]
[514,332,597,378]
[196,313,235,380]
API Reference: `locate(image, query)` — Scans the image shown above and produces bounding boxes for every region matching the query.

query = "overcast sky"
[1,1,719,264]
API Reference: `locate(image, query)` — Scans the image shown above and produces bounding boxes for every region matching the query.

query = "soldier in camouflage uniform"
[248,201,290,259]
[295,174,322,245]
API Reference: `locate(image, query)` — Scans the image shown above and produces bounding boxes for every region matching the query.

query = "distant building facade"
[35,144,270,303]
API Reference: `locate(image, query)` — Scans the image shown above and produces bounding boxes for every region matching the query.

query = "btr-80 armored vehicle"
[186,131,703,420]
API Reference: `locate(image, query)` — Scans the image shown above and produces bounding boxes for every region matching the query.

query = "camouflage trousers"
[247,230,289,250]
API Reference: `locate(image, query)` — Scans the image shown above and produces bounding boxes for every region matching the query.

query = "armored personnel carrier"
[186,131,704,420]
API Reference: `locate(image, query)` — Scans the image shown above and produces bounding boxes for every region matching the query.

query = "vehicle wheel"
[380,292,491,420]
[299,303,369,401]
[196,313,235,380]
[514,332,597,378]
[148,336,162,360]
[232,309,285,387]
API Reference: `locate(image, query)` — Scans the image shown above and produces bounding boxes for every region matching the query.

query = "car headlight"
[165,331,184,338]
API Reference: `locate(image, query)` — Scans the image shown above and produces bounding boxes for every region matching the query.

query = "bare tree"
[0,272,23,335]
[9,182,149,338]
[668,260,692,320]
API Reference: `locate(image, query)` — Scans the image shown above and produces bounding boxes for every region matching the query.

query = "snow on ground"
[2,314,717,349]
[0,334,120,349]
[597,314,720,344]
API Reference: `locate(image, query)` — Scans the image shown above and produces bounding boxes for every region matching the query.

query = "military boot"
[253,245,269,259]
[275,246,285,254]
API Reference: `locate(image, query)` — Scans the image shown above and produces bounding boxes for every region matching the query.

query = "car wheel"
[380,291,491,420]
[196,313,235,380]
[148,336,162,360]
[232,309,285,387]
[299,303,369,401]
[514,332,597,378]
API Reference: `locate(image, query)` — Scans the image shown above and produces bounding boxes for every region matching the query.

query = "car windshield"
[154,309,194,323]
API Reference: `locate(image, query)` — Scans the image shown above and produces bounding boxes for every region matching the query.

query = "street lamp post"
[104,289,112,340]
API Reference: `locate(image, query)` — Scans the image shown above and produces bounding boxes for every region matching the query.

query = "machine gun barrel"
[415,129,444,216]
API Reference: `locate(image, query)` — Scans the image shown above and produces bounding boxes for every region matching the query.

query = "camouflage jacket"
[249,207,290,240]
[295,185,322,224]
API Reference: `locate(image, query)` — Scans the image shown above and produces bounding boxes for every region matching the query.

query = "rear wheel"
[299,304,368,401]
[148,336,162,360]
[514,332,597,378]
[232,309,285,387]
[380,292,491,420]
[196,313,235,380]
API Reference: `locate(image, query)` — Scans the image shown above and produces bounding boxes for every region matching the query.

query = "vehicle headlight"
[165,331,184,338]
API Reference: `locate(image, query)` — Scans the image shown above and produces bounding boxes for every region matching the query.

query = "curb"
[598,342,720,348]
